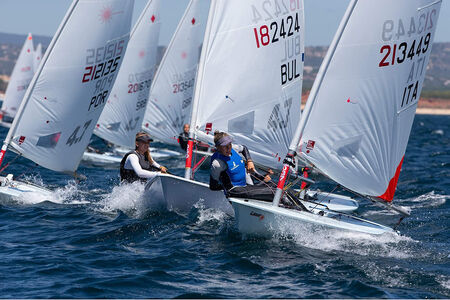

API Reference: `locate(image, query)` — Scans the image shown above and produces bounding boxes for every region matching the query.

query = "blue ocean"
[0,114,448,298]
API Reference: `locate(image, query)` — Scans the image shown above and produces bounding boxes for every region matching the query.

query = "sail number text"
[83,39,126,111]
[66,120,92,146]
[378,33,430,67]
[253,13,300,48]
[251,0,301,24]
[378,7,437,110]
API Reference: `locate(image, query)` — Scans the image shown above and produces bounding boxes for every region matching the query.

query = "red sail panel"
[378,156,404,202]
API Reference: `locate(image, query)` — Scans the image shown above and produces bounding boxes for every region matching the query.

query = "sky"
[0,0,449,46]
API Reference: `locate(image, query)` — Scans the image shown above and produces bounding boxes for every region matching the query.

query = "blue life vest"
[211,149,247,187]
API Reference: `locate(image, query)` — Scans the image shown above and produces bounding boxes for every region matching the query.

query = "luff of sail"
[190,0,304,171]
[1,33,35,121]
[142,0,208,146]
[94,0,161,149]
[2,0,134,173]
[299,0,442,201]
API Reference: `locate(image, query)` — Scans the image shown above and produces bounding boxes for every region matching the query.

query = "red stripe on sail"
[378,156,404,202]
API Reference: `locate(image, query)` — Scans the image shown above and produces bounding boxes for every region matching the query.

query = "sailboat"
[143,0,358,216]
[0,33,35,128]
[0,0,134,202]
[230,0,443,235]
[142,0,207,147]
[80,0,181,168]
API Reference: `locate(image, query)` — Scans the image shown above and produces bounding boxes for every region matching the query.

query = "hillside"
[1,32,449,102]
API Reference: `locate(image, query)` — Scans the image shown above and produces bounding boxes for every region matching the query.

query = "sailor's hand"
[263,169,273,182]
[160,166,168,173]
[247,160,255,173]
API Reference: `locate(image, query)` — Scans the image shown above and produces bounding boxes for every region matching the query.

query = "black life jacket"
[119,151,160,183]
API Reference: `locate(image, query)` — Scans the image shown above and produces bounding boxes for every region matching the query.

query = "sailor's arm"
[127,154,158,179]
[209,159,224,190]
[150,159,167,173]
[232,144,255,173]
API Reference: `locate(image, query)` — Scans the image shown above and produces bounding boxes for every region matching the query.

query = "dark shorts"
[227,184,275,202]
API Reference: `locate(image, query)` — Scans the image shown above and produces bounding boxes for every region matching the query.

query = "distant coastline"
[1,93,449,115]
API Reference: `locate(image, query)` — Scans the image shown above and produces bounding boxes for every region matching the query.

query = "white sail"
[142,0,208,145]
[33,43,43,73]
[1,33,35,120]
[5,0,134,173]
[299,0,442,201]
[191,0,304,170]
[94,0,161,148]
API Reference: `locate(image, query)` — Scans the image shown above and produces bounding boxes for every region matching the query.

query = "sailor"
[119,132,168,183]
[209,131,275,201]
[178,123,190,151]
[178,123,209,152]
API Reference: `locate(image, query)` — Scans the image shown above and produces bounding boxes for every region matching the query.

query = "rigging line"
[192,154,207,174]
[308,184,340,211]
[249,172,307,211]
[16,163,39,181]
[0,153,22,175]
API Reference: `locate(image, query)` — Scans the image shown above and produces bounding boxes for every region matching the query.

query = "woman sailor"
[119,132,167,183]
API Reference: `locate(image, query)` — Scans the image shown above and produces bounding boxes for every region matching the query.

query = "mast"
[184,0,216,180]
[272,0,358,206]
[0,0,79,168]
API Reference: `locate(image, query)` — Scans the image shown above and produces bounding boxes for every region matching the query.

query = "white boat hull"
[303,190,358,212]
[230,198,393,236]
[81,147,183,168]
[0,119,12,128]
[143,174,360,217]
[0,176,54,204]
[81,151,122,167]
[0,122,12,128]
[144,173,232,216]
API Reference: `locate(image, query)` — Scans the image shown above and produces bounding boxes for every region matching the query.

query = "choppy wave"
[97,181,147,218]
[271,216,415,259]
[406,191,448,208]
[0,115,448,298]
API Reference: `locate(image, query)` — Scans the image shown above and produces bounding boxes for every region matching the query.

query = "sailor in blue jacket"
[209,131,275,201]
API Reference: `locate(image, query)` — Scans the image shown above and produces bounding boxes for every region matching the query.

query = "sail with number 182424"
[143,0,359,217]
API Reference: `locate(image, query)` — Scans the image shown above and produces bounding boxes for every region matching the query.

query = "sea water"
[0,114,448,298]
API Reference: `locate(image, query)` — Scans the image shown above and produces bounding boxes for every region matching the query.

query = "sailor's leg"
[227,185,275,202]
